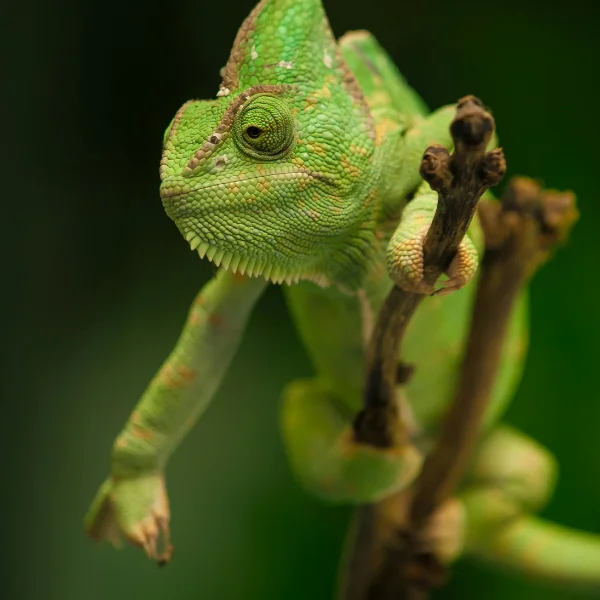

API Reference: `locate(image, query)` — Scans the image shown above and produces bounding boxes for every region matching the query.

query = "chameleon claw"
[85,472,173,564]
[432,239,478,296]
[384,495,465,565]
[416,498,465,564]
[155,516,174,567]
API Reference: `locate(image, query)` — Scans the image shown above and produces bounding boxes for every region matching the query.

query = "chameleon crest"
[160,0,378,288]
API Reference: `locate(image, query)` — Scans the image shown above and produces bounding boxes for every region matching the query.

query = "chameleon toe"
[434,235,479,296]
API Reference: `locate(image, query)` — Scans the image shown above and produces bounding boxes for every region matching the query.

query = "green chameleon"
[85,0,600,591]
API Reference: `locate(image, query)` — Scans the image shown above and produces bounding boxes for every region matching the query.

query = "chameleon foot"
[282,378,423,503]
[380,494,465,568]
[387,226,478,296]
[416,497,465,563]
[85,473,173,565]
[434,238,478,296]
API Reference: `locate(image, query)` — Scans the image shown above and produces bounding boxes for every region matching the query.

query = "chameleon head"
[159,0,378,287]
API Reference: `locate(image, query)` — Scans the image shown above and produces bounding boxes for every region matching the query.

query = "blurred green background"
[5,0,600,598]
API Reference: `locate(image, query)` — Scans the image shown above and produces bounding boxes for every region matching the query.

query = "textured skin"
[160,0,378,289]
[386,182,479,295]
[85,270,266,558]
[84,0,600,590]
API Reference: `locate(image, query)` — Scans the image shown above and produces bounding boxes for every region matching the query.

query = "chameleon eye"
[234,94,295,159]
[246,126,262,139]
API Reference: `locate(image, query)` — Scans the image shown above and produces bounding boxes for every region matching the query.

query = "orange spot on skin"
[341,154,361,178]
[233,272,248,284]
[303,97,318,110]
[308,142,327,158]
[158,365,178,387]
[369,90,391,108]
[291,155,306,168]
[364,190,377,209]
[319,477,335,494]
[132,425,155,441]
[256,179,270,193]
[315,77,334,99]
[305,76,335,107]
[375,117,399,147]
[349,144,369,157]
[176,364,196,383]
[297,176,311,191]
[158,363,196,389]
[115,435,128,449]
[209,312,224,327]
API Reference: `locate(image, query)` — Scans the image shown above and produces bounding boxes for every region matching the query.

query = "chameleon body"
[86,0,600,590]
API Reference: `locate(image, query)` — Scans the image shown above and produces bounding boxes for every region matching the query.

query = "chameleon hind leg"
[458,425,600,591]
[281,378,422,504]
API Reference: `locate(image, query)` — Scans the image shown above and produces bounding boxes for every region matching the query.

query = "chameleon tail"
[470,515,600,592]
[461,427,600,589]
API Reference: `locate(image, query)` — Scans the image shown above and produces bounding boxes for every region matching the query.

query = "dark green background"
[5,0,600,598]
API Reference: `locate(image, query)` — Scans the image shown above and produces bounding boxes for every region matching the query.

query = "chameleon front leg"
[459,425,600,591]
[281,378,422,504]
[382,96,497,296]
[85,270,266,562]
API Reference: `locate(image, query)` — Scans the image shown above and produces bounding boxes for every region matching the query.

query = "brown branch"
[363,179,578,599]
[340,96,505,599]
[338,505,380,600]
[354,95,505,447]
[409,178,578,528]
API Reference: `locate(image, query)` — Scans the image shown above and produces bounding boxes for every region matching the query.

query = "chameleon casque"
[86,0,600,591]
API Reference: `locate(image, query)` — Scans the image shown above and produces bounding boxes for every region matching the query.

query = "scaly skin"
[86,270,266,560]
[85,0,600,592]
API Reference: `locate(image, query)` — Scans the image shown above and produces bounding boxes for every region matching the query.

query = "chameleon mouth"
[183,231,325,286]
[160,170,336,203]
